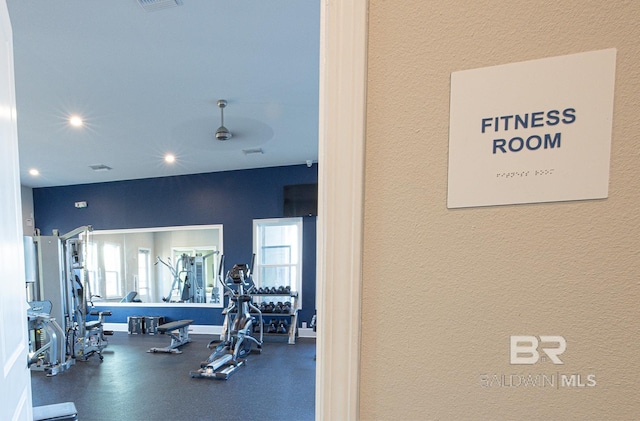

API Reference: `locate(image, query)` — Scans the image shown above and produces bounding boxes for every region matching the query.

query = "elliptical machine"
[190,256,263,380]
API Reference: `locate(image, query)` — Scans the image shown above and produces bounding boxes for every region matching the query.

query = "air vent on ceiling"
[89,164,112,172]
[242,148,264,155]
[137,0,183,12]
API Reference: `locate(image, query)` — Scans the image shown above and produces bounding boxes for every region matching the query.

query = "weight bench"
[147,319,193,354]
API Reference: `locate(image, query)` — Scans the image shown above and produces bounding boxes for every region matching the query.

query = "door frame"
[316,1,368,419]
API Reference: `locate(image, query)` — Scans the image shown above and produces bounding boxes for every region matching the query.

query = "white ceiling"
[7,0,320,188]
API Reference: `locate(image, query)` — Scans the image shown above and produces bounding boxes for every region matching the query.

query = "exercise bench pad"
[157,319,193,333]
[33,402,78,421]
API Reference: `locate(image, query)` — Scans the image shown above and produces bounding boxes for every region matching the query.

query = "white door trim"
[316,1,368,419]
[0,0,33,419]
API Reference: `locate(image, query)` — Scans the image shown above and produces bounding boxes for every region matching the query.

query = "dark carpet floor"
[31,332,316,421]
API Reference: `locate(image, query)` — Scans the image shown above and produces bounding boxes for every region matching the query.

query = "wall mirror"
[85,225,223,308]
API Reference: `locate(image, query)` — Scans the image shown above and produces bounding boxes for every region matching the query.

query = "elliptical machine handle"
[218,255,233,294]
[244,253,257,293]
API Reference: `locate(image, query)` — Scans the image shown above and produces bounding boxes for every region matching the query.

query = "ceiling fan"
[215,99,232,141]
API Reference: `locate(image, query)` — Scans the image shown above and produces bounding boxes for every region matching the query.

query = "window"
[137,248,151,302]
[86,242,99,298]
[253,218,303,304]
[103,242,122,299]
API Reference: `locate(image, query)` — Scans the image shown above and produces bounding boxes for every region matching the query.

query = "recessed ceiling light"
[165,154,176,163]
[29,168,39,176]
[69,115,83,127]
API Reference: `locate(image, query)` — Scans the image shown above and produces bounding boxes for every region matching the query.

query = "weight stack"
[143,316,165,335]
[127,316,143,334]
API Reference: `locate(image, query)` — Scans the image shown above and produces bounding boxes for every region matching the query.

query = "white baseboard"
[298,327,316,338]
[104,322,221,335]
[189,324,222,335]
[104,322,129,332]
[104,322,316,339]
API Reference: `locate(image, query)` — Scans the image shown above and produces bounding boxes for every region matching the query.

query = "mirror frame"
[87,224,224,308]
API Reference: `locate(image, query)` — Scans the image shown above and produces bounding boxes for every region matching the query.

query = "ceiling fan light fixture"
[215,126,232,141]
[215,99,232,141]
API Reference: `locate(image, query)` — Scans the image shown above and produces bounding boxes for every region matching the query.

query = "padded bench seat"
[157,319,193,333]
[86,310,112,330]
[85,320,101,329]
[33,402,78,421]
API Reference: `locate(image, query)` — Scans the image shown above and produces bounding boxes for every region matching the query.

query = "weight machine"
[26,226,113,375]
[27,300,66,374]
[190,255,263,380]
[156,251,219,303]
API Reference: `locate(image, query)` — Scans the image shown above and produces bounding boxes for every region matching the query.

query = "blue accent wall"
[33,164,318,327]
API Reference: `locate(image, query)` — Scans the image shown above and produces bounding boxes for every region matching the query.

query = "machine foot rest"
[190,359,246,380]
[147,345,184,354]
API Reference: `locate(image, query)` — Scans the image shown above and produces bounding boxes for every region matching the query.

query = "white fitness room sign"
[447,48,616,209]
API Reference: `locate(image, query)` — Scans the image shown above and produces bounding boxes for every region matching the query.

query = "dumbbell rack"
[251,291,299,344]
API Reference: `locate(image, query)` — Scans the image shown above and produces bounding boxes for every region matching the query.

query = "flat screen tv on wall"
[283,183,318,217]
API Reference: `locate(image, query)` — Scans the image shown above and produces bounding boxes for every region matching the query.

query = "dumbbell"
[268,319,278,333]
[277,320,289,334]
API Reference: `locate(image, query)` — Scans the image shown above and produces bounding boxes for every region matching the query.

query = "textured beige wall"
[361,1,640,419]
